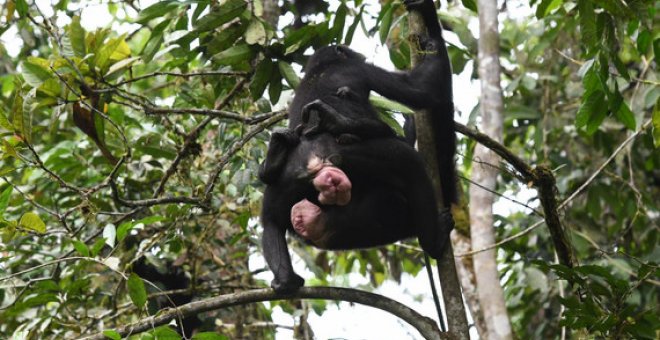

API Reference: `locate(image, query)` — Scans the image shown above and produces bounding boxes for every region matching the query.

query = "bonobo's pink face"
[307,156,351,206]
[290,199,325,242]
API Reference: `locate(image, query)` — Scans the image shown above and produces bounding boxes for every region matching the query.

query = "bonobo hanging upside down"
[259,0,456,293]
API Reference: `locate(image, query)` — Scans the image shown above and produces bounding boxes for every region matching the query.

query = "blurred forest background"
[0,0,657,339]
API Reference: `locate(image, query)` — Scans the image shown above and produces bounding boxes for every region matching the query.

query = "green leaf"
[536,0,563,18]
[151,326,181,339]
[576,90,606,131]
[654,38,660,66]
[269,70,282,105]
[136,0,180,24]
[283,25,316,55]
[127,273,147,308]
[614,102,636,130]
[67,16,86,58]
[105,56,140,81]
[379,4,393,44]
[194,0,247,32]
[462,0,478,12]
[578,0,597,54]
[344,6,364,45]
[0,109,13,131]
[19,212,46,233]
[206,24,245,55]
[330,4,347,43]
[73,240,90,256]
[245,18,267,45]
[96,36,129,72]
[102,330,121,340]
[250,59,273,100]
[637,29,651,54]
[21,58,53,87]
[15,0,28,17]
[278,61,300,89]
[90,237,106,257]
[212,44,253,66]
[0,186,11,216]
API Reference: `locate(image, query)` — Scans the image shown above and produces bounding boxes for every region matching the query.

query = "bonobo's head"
[304,45,366,74]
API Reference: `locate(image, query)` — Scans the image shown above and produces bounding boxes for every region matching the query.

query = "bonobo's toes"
[301,100,322,123]
[271,274,305,293]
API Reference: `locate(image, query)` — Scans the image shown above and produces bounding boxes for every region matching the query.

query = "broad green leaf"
[637,29,651,54]
[194,0,247,32]
[0,186,11,215]
[19,212,46,233]
[206,24,245,55]
[141,32,164,64]
[379,4,393,44]
[578,0,597,54]
[245,18,266,45]
[67,16,86,58]
[283,25,316,55]
[102,330,121,340]
[136,0,180,24]
[278,61,299,89]
[127,273,147,308]
[152,326,181,339]
[269,68,282,104]
[536,0,563,18]
[250,59,273,100]
[105,56,140,81]
[91,237,106,257]
[15,0,28,17]
[462,0,477,12]
[96,35,129,72]
[212,44,253,66]
[576,90,605,129]
[330,3,347,43]
[344,6,364,45]
[614,102,636,130]
[73,240,90,256]
[21,58,53,87]
[0,109,13,130]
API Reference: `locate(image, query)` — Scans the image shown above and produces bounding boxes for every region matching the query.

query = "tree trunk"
[470,0,514,339]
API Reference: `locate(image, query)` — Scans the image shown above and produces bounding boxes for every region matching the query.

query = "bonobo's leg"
[259,129,300,184]
[312,166,351,205]
[301,99,395,140]
[339,138,453,259]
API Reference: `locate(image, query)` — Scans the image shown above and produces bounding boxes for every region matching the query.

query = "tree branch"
[80,287,446,340]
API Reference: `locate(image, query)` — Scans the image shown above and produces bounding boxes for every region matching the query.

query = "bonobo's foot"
[313,166,352,205]
[271,273,305,293]
[291,199,325,241]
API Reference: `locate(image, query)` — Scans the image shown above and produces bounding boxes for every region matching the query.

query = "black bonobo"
[259,0,457,293]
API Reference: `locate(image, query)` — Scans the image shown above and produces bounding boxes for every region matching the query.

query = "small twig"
[112,71,248,87]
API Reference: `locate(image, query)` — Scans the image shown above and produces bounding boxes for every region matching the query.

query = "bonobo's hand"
[271,273,305,293]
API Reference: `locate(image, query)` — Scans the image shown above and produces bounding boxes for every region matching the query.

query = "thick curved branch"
[81,287,444,340]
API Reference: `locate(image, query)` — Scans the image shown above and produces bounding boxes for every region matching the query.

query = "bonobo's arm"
[261,218,305,292]
[258,129,300,184]
[301,99,395,141]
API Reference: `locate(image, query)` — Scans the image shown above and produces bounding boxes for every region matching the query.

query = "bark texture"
[470,0,514,338]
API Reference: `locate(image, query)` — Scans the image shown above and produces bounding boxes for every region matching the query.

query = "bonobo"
[259,0,456,293]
